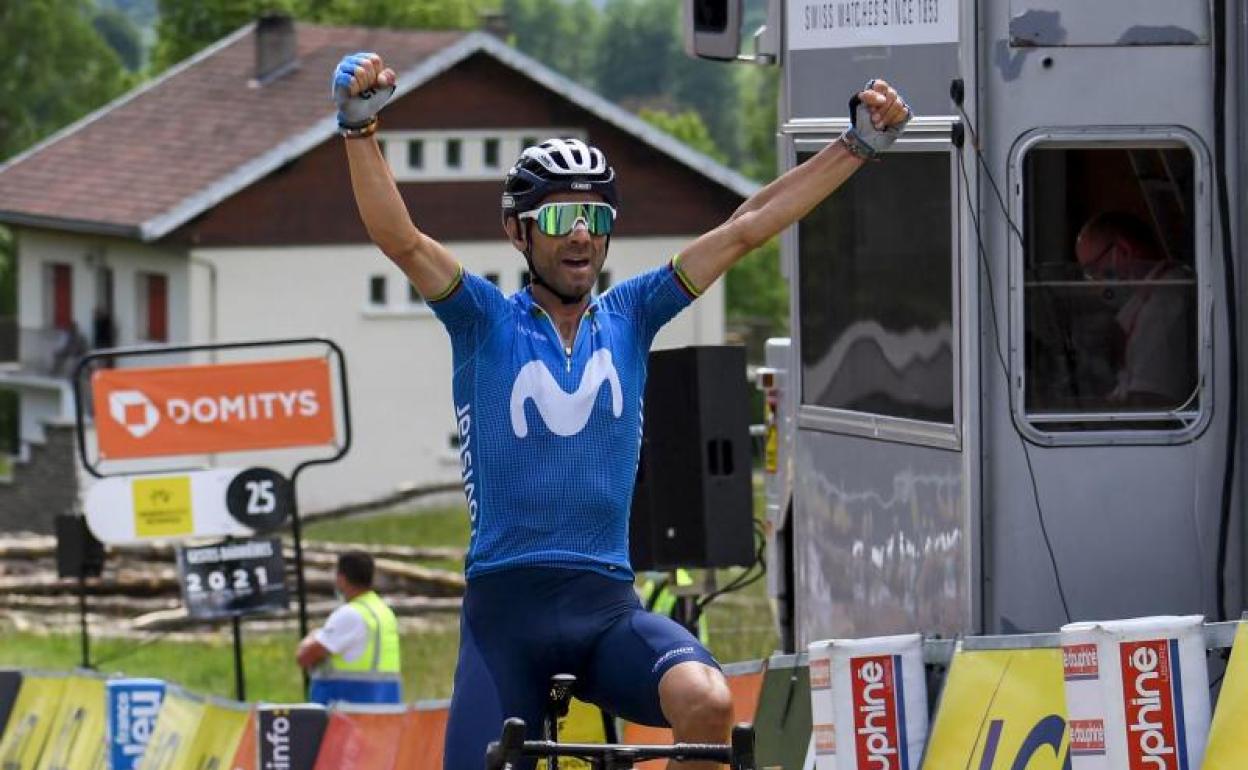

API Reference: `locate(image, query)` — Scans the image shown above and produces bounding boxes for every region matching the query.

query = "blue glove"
[842,79,911,160]
[331,52,395,130]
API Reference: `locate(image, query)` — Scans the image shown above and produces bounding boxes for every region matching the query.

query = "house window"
[1017,140,1201,435]
[798,148,954,425]
[522,136,538,149]
[446,139,462,169]
[409,282,425,305]
[484,272,500,287]
[520,270,531,288]
[42,263,73,330]
[136,272,168,342]
[484,138,500,168]
[597,271,612,294]
[369,275,387,306]
[408,140,424,170]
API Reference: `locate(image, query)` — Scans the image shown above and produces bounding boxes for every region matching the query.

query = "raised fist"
[842,79,912,160]
[331,52,397,130]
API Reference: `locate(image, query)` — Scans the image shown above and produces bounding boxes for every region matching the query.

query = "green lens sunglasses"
[519,202,617,237]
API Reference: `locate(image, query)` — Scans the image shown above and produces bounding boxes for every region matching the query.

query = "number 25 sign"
[84,466,292,544]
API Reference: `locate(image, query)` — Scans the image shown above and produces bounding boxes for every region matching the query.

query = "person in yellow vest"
[296,550,402,704]
[638,570,710,646]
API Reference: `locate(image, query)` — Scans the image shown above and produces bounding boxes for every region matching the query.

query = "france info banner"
[107,678,166,770]
[256,705,328,770]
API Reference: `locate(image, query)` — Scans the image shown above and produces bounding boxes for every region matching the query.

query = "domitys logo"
[109,389,161,439]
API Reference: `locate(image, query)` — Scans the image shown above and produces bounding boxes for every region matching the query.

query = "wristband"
[838,130,877,161]
[340,118,378,139]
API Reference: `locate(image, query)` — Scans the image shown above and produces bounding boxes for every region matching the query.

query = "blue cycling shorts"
[442,567,719,770]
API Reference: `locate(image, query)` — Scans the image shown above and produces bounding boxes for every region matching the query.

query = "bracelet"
[837,130,877,161]
[340,118,378,139]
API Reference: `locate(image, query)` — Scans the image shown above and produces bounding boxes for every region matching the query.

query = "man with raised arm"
[331,51,910,770]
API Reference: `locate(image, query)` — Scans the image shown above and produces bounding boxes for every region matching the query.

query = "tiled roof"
[0,23,758,242]
[0,23,464,239]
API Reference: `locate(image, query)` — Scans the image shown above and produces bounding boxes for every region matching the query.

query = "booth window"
[797,150,955,425]
[1020,144,1199,432]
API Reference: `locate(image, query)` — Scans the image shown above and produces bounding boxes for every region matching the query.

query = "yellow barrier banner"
[182,700,249,770]
[923,646,1069,769]
[1203,622,1248,769]
[35,674,107,770]
[0,674,68,770]
[139,687,206,770]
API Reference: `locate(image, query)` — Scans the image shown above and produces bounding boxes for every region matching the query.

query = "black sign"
[225,467,293,533]
[257,705,328,770]
[176,538,288,619]
[0,670,21,739]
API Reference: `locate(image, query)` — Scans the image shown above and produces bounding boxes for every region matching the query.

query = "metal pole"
[78,573,91,669]
[289,495,311,696]
[232,614,246,701]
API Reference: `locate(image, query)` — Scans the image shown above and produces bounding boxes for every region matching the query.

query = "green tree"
[0,0,133,161]
[153,0,291,72]
[93,6,146,70]
[504,0,600,83]
[637,107,726,164]
[737,64,778,182]
[594,0,675,103]
[302,0,485,29]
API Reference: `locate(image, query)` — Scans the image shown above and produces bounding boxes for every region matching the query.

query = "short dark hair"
[1082,211,1163,257]
[337,550,374,589]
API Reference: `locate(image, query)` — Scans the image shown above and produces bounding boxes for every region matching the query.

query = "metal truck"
[685,0,1246,650]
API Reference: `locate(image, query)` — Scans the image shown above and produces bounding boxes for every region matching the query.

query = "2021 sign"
[176,538,288,619]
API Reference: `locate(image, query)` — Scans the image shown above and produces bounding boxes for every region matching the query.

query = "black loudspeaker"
[55,515,105,579]
[630,345,755,571]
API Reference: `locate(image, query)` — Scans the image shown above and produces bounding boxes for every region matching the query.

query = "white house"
[0,16,757,522]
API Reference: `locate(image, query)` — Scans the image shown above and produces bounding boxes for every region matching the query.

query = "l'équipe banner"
[310,708,406,770]
[107,678,166,770]
[922,644,1069,769]
[0,674,67,770]
[1190,620,1247,769]
[92,358,335,460]
[34,674,106,770]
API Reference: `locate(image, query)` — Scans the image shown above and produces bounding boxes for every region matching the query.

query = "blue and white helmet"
[501,138,619,218]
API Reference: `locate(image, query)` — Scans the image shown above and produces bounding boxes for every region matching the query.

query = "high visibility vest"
[322,591,401,681]
[640,570,710,645]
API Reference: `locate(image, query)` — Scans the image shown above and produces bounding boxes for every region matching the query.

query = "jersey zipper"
[534,305,593,372]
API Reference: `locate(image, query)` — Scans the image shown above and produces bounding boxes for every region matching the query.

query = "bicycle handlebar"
[485,719,756,770]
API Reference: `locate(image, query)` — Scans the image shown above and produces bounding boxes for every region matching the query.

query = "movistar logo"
[510,348,622,438]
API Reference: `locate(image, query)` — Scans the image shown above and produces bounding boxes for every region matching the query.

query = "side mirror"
[682,0,742,61]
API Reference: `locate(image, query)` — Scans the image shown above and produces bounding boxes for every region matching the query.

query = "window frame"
[788,122,963,450]
[1008,126,1212,446]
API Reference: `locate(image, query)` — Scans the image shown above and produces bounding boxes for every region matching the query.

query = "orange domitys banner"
[394,702,449,770]
[310,707,405,770]
[93,358,335,459]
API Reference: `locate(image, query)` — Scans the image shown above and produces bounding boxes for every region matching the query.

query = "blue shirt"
[430,262,696,580]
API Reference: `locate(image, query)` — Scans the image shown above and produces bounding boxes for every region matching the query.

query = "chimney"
[478,10,510,41]
[254,12,298,85]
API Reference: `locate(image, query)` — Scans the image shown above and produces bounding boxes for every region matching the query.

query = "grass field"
[1,504,778,702]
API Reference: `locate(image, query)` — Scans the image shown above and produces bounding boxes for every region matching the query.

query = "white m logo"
[510,349,622,438]
[108,389,161,438]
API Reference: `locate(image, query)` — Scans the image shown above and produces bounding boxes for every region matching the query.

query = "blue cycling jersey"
[429,260,696,580]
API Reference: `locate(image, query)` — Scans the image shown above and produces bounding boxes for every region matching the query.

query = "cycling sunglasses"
[519,202,617,237]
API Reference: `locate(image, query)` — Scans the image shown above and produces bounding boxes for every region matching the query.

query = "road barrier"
[1,614,1244,769]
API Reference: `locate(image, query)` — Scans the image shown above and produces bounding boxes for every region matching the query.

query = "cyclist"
[331,52,910,770]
